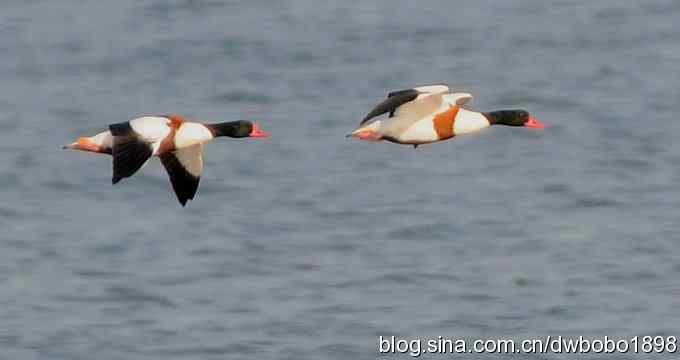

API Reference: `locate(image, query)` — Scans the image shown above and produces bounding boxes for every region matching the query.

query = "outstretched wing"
[360,89,419,125]
[392,84,450,97]
[160,144,203,206]
[360,84,451,125]
[109,121,153,184]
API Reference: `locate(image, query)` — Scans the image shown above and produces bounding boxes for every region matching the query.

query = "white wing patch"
[443,92,473,106]
[413,84,450,94]
[175,144,204,177]
[393,85,451,118]
[129,116,171,143]
[394,92,446,119]
[129,116,171,155]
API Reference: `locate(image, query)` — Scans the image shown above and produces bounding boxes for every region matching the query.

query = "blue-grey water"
[1,1,680,359]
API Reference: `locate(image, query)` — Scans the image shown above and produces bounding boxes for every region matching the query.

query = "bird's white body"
[451,108,491,135]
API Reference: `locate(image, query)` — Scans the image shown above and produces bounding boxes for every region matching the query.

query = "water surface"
[1,1,680,359]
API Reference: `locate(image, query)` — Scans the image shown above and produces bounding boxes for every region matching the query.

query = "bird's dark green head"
[485,110,545,128]
[206,121,271,138]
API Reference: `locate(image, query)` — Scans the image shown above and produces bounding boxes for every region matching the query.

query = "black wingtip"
[360,89,419,125]
[109,121,134,136]
[112,176,122,185]
[111,135,153,182]
[160,152,201,208]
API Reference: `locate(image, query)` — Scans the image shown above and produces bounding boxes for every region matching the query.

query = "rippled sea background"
[2,1,680,359]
